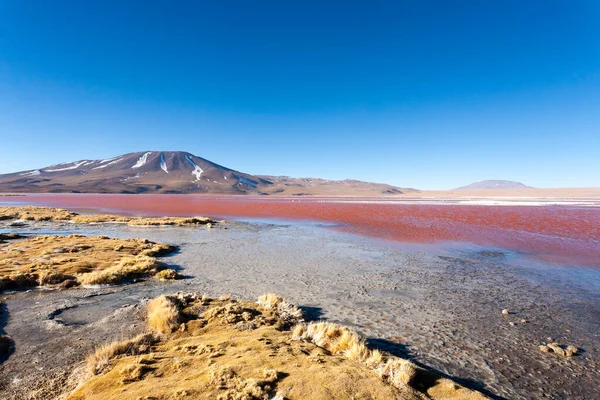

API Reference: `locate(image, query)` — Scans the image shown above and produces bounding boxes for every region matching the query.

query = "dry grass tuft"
[257,293,283,309]
[146,295,182,334]
[155,268,180,280]
[209,366,274,400]
[136,242,175,257]
[257,294,303,328]
[297,321,419,388]
[68,294,489,400]
[298,322,352,349]
[0,234,176,291]
[365,348,385,369]
[0,206,217,226]
[119,363,153,384]
[37,270,70,285]
[87,333,157,375]
[71,215,130,223]
[426,377,490,399]
[203,302,262,328]
[0,273,38,291]
[78,256,164,285]
[298,322,370,360]
[128,216,214,226]
[262,368,279,383]
[377,358,417,387]
[0,206,76,221]
[291,323,306,340]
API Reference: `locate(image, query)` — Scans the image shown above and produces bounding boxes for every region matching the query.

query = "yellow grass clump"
[377,358,417,387]
[0,234,176,291]
[66,293,489,400]
[71,214,130,223]
[72,214,215,226]
[127,216,214,226]
[146,295,182,334]
[258,293,303,328]
[0,206,76,221]
[209,366,278,399]
[86,333,158,376]
[294,322,370,362]
[155,268,180,280]
[0,205,216,226]
[257,293,283,309]
[118,362,153,384]
[77,256,164,285]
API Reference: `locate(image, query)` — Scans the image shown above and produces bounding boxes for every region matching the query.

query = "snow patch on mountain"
[132,152,152,169]
[92,157,124,170]
[20,170,42,176]
[48,162,69,168]
[185,155,203,181]
[45,161,88,172]
[160,153,168,173]
[98,156,121,164]
[234,174,258,189]
[121,173,142,182]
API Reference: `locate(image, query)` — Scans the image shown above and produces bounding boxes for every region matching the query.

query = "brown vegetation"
[77,256,165,286]
[0,206,216,226]
[67,294,487,400]
[0,234,176,291]
[146,295,182,334]
[127,216,214,226]
[86,333,159,376]
[70,214,131,223]
[154,268,181,280]
[0,206,76,221]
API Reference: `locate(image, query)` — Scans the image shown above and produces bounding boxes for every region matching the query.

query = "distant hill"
[455,180,533,190]
[257,175,417,196]
[0,151,414,195]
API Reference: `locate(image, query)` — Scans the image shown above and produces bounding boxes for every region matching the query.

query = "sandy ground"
[0,219,599,399]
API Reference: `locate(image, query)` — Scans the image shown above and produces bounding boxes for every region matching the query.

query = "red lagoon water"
[4,194,600,269]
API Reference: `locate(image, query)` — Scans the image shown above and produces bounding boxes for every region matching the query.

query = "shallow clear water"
[1,218,599,399]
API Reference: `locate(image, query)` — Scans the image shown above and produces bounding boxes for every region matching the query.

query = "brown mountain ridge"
[0,151,414,195]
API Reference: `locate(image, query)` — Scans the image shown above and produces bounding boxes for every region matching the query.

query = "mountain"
[0,151,266,194]
[454,180,533,190]
[0,151,414,195]
[257,176,416,196]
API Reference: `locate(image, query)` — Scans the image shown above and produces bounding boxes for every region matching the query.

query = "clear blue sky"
[0,1,598,189]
